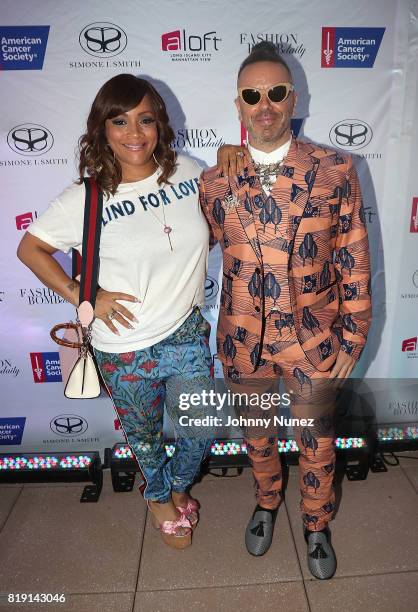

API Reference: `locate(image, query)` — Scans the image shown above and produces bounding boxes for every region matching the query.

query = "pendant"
[164,225,173,251]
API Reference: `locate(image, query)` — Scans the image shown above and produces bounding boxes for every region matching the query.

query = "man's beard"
[247,110,291,147]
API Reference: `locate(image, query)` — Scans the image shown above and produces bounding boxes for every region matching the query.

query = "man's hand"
[94,289,139,335]
[329,349,356,381]
[216,145,251,177]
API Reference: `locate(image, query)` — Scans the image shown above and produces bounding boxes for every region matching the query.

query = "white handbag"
[50,177,103,400]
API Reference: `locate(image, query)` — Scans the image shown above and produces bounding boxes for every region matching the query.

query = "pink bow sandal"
[176,498,200,529]
[147,501,192,549]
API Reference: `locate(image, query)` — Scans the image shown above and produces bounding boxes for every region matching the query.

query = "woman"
[17,73,220,549]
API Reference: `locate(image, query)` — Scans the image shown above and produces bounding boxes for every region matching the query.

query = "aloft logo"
[162,29,221,52]
[321,27,385,68]
[0,26,49,70]
[402,337,417,352]
[16,211,38,230]
[30,352,62,383]
[410,198,418,233]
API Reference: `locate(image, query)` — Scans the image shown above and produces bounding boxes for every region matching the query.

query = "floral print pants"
[94,308,214,502]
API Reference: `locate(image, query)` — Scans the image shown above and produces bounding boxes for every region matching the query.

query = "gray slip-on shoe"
[245,505,278,556]
[304,527,337,579]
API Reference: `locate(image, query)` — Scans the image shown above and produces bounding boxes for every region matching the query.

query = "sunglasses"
[238,83,294,106]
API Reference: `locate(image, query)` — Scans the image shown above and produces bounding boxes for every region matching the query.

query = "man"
[200,42,372,579]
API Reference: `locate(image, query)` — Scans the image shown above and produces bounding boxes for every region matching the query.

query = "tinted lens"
[268,85,288,103]
[241,88,261,105]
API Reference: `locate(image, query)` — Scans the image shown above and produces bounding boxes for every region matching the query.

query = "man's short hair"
[238,41,292,81]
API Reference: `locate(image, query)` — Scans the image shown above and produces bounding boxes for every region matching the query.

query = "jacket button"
[255,306,260,312]
[255,267,261,274]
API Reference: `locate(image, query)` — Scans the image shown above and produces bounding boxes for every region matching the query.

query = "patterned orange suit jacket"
[199,138,372,375]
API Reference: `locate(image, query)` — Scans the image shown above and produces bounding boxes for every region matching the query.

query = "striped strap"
[78,177,103,309]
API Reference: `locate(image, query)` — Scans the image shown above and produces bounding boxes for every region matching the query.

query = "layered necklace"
[250,139,291,194]
[253,160,284,193]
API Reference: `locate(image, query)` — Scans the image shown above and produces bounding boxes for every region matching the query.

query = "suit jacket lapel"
[231,163,264,263]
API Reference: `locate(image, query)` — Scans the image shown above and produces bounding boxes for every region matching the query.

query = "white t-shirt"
[28,155,209,353]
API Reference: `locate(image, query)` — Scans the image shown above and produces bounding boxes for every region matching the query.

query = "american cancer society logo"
[0,417,26,445]
[321,27,385,68]
[0,26,50,70]
[30,352,62,383]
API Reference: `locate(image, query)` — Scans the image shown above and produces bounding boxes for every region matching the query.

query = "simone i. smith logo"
[7,124,53,156]
[321,27,385,68]
[50,415,88,437]
[161,29,221,62]
[79,22,127,57]
[329,120,373,150]
[0,26,49,70]
[30,352,62,383]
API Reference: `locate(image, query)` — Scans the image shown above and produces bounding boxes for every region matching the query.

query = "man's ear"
[235,97,242,122]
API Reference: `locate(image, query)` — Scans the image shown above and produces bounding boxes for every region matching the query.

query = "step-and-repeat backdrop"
[1,0,418,458]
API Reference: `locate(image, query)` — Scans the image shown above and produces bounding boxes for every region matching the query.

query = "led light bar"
[111,437,368,459]
[377,426,418,441]
[0,453,95,471]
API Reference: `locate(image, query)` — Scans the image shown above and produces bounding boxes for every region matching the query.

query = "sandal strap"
[177,499,200,514]
[160,515,191,535]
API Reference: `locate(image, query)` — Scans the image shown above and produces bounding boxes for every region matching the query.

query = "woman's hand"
[94,288,139,335]
[216,145,251,177]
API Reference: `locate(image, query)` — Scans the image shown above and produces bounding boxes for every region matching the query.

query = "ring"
[108,310,116,321]
[237,152,244,157]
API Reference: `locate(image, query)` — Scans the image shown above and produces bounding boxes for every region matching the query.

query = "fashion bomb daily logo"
[0,359,20,377]
[321,27,385,68]
[161,29,221,62]
[30,352,62,383]
[70,22,139,70]
[410,198,418,233]
[240,33,306,59]
[1,124,67,170]
[172,128,225,150]
[20,287,66,305]
[0,26,49,70]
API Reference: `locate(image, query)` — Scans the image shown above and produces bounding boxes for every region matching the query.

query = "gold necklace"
[130,181,174,252]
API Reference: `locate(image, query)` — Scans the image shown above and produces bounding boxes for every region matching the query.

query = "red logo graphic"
[321,27,336,67]
[402,337,417,352]
[16,211,37,230]
[410,198,418,233]
[30,352,46,382]
[240,122,248,146]
[162,30,181,51]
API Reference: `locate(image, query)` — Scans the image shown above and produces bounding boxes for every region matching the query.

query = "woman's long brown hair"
[78,74,177,197]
